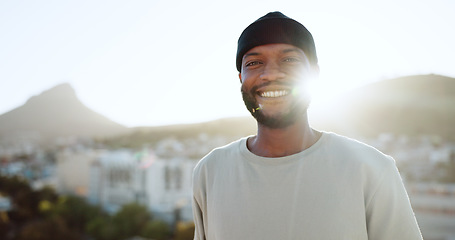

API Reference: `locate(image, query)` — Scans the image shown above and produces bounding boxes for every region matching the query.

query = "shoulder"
[325,132,384,154]
[322,132,401,198]
[192,137,245,178]
[323,132,396,173]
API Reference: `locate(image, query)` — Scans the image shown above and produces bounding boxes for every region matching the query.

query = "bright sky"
[1,0,454,127]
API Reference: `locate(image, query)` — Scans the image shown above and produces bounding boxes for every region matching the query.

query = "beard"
[241,83,310,129]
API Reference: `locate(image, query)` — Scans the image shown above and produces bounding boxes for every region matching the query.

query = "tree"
[0,175,40,222]
[111,203,152,240]
[0,175,108,239]
[50,195,105,233]
[174,221,195,240]
[35,186,58,203]
[141,220,171,240]
[86,216,117,240]
[16,217,80,240]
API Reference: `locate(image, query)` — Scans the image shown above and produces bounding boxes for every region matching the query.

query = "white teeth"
[261,90,289,98]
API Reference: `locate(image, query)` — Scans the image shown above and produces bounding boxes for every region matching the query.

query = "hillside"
[0,83,128,142]
[311,74,455,139]
[102,117,257,149]
[1,74,453,148]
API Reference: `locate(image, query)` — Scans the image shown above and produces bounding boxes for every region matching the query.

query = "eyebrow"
[243,47,303,60]
[243,52,260,59]
[282,48,302,54]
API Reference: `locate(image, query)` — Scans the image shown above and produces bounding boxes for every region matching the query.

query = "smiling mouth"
[259,90,290,98]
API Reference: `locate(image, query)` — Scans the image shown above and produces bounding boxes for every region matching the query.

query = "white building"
[87,149,197,223]
[56,148,106,196]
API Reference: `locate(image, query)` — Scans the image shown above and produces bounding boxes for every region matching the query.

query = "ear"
[238,73,243,84]
[311,64,320,78]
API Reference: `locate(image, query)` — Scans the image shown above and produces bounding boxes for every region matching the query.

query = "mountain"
[2,74,454,148]
[0,83,128,142]
[311,74,455,139]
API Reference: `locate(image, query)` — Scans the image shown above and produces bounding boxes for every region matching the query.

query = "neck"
[247,114,321,158]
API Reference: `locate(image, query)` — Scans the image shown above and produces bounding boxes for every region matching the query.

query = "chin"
[242,87,310,129]
[251,101,309,129]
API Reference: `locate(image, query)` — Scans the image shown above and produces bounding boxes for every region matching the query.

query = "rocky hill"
[312,74,455,139]
[0,83,128,142]
[1,74,454,148]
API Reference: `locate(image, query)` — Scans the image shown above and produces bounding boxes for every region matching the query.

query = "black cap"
[236,11,318,72]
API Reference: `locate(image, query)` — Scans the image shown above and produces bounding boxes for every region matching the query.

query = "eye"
[283,57,300,63]
[245,61,262,67]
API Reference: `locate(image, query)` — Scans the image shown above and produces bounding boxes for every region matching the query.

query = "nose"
[260,62,285,81]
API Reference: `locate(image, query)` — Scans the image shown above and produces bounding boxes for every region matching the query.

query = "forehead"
[243,43,305,59]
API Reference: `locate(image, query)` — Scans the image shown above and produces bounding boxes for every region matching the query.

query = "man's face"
[239,43,316,129]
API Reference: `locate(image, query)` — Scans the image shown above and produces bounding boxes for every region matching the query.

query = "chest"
[205,160,369,239]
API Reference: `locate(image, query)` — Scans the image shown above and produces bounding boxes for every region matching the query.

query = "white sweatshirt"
[192,132,422,240]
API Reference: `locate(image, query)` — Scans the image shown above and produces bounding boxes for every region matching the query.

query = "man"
[192,11,422,239]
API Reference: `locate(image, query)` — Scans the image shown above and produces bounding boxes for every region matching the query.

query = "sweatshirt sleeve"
[365,157,422,240]
[192,195,205,240]
[192,161,207,240]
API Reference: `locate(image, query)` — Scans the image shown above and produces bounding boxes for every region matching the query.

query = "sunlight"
[308,75,354,105]
[302,11,412,107]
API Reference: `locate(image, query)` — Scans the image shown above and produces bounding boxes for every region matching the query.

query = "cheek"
[289,70,315,88]
[288,65,311,77]
[240,72,255,85]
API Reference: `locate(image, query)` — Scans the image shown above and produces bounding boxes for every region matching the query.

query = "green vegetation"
[0,175,193,240]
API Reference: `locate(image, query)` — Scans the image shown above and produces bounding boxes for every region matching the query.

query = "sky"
[1,0,454,127]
